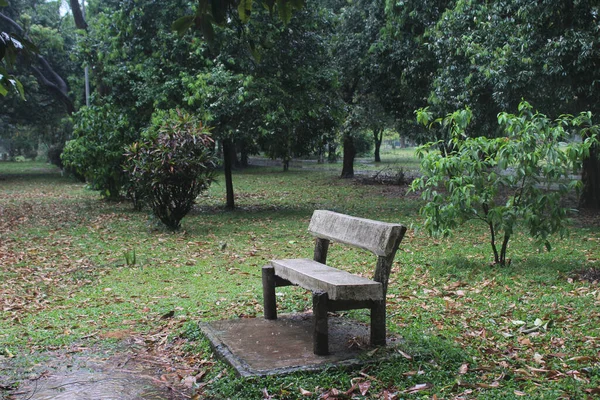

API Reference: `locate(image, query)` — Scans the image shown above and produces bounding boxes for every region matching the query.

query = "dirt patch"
[0,331,215,400]
[572,267,600,284]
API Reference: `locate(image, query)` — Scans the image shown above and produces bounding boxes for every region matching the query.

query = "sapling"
[411,101,599,265]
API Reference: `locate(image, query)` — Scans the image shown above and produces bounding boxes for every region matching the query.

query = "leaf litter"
[2,164,600,399]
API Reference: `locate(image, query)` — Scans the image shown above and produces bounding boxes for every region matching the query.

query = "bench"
[262,210,407,355]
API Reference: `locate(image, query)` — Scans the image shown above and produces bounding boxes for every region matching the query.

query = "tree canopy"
[2,0,600,208]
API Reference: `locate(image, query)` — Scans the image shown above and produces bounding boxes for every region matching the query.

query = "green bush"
[62,104,136,200]
[124,109,218,230]
[411,101,599,265]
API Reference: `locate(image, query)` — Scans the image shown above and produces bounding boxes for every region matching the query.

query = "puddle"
[2,338,194,400]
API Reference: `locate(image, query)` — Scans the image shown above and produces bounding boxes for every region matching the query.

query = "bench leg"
[313,291,329,355]
[370,300,386,347]
[262,265,277,320]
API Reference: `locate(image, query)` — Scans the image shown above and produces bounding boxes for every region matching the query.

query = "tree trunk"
[580,144,600,209]
[69,0,88,30]
[240,145,249,167]
[341,134,356,179]
[373,128,383,163]
[223,138,235,210]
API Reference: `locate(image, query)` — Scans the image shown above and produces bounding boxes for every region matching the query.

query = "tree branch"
[0,12,23,34]
[0,12,74,114]
[31,66,74,114]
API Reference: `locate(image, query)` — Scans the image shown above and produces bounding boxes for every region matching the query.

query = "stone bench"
[262,210,407,355]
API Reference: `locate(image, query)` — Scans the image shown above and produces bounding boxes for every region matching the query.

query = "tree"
[184,65,250,209]
[0,0,82,161]
[185,2,341,208]
[332,0,386,178]
[411,101,599,265]
[332,0,438,176]
[61,0,211,198]
[425,0,600,208]
[0,2,75,113]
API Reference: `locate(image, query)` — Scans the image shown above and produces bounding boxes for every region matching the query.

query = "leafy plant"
[123,249,136,267]
[62,104,136,200]
[411,101,599,265]
[124,109,218,230]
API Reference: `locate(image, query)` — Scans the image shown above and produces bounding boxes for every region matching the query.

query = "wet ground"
[1,336,193,400]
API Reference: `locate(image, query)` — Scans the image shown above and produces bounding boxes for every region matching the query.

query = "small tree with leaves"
[411,101,599,265]
[124,109,218,230]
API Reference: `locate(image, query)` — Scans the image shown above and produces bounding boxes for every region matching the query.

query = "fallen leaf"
[358,381,370,396]
[475,381,500,389]
[458,363,469,374]
[404,383,433,394]
[569,356,594,362]
[398,349,412,359]
[533,352,545,364]
[299,387,312,396]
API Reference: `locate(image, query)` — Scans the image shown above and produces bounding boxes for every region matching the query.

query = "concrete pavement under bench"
[200,313,402,377]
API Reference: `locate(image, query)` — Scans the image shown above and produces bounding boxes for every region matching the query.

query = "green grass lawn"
[1,161,599,399]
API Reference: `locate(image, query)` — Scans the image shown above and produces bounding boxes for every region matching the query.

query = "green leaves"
[172,15,195,36]
[412,101,600,265]
[123,109,218,230]
[238,0,253,23]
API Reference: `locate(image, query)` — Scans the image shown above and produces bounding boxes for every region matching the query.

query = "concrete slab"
[200,314,402,377]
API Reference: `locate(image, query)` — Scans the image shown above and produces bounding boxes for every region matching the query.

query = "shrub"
[62,104,136,200]
[411,101,599,265]
[124,109,218,230]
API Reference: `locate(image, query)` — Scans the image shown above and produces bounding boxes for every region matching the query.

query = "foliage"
[412,101,599,265]
[422,0,600,207]
[124,109,218,230]
[0,31,26,99]
[173,0,305,51]
[61,104,136,199]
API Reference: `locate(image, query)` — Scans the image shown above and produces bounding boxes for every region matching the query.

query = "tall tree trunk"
[69,0,88,30]
[373,128,383,162]
[341,134,356,179]
[223,138,235,210]
[580,145,600,209]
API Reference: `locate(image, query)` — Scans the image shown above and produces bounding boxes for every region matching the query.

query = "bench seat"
[271,258,382,301]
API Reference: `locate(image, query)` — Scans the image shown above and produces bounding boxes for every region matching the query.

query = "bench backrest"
[308,210,407,294]
[308,210,405,257]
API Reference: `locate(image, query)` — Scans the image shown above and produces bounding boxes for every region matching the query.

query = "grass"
[256,146,422,174]
[1,161,599,399]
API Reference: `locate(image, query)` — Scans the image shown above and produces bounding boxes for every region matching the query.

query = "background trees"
[422,0,600,207]
[0,0,79,159]
[2,0,600,210]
